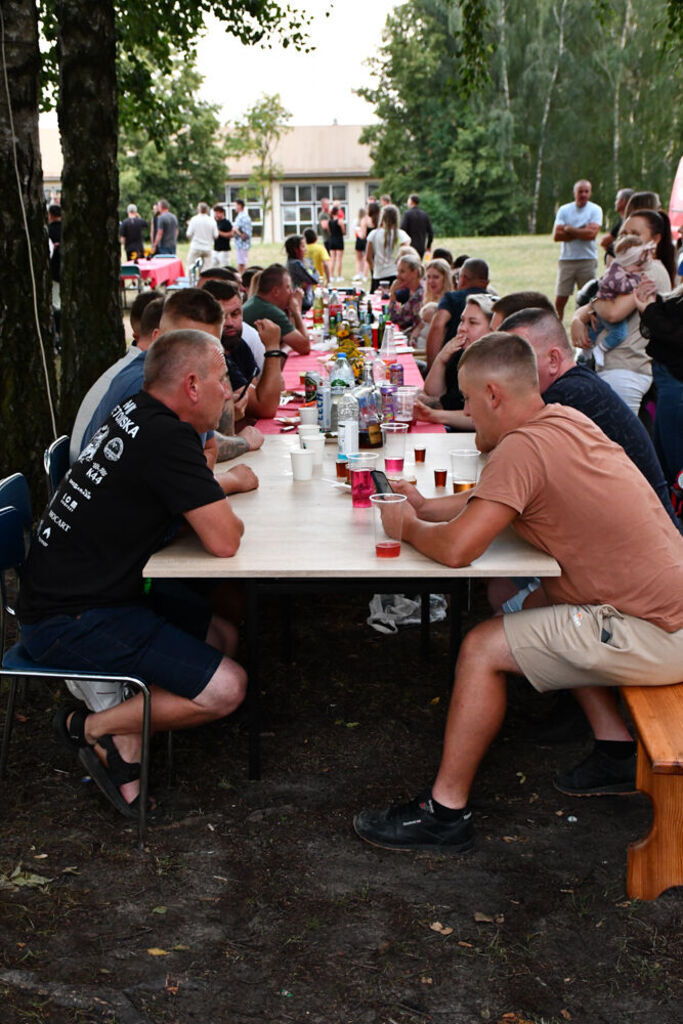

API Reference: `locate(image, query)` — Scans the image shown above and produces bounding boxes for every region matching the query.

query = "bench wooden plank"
[621,684,683,774]
[620,683,683,900]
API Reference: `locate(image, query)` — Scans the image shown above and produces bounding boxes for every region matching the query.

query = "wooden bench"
[621,683,683,900]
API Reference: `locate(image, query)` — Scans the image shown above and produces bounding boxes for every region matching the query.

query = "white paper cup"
[298,424,320,446]
[302,432,325,466]
[299,405,319,426]
[290,447,315,480]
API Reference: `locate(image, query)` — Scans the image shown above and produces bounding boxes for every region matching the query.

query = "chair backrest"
[120,264,142,279]
[0,506,27,574]
[43,435,70,498]
[0,474,31,529]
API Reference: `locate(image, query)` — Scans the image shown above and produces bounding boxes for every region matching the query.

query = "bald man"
[355,332,683,853]
[553,179,603,319]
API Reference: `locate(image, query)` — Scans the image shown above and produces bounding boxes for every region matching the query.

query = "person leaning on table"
[19,330,250,819]
[354,331,683,854]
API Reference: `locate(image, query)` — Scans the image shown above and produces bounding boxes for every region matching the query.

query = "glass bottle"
[354,358,383,448]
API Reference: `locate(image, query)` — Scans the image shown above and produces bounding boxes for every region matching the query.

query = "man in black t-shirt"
[19,330,249,818]
[400,194,434,258]
[501,307,678,528]
[119,204,149,260]
[212,204,233,267]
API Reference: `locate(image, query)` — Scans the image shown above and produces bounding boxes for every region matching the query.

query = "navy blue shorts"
[21,583,222,701]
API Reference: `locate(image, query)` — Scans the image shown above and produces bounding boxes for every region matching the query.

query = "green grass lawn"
[178,233,563,309]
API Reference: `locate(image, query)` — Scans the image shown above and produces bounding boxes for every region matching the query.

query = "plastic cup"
[298,424,320,446]
[414,445,426,464]
[381,422,408,474]
[299,404,318,426]
[302,432,325,466]
[395,386,418,424]
[370,493,407,558]
[449,449,480,493]
[434,467,447,488]
[335,455,349,480]
[348,452,378,508]
[290,447,315,481]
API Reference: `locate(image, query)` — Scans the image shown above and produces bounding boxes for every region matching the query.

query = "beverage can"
[380,384,397,422]
[389,362,404,386]
[304,371,321,405]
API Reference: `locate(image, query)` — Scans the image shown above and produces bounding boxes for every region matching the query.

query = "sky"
[195,0,401,127]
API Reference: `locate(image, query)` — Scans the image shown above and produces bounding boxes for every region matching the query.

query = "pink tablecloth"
[256,348,442,434]
[135,257,185,288]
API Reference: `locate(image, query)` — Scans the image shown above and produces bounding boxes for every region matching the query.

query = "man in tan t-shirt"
[354,332,683,854]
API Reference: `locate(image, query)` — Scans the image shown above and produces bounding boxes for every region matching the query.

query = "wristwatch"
[264,349,288,360]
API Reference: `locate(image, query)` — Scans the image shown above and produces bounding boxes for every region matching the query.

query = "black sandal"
[52,705,92,751]
[78,737,158,820]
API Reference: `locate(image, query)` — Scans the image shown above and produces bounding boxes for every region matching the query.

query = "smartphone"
[370,470,394,494]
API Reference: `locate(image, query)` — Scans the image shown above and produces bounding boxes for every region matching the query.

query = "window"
[225,185,263,239]
[281,183,348,238]
[365,182,380,202]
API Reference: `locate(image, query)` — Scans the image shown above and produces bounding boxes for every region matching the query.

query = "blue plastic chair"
[43,435,70,499]
[0,474,151,843]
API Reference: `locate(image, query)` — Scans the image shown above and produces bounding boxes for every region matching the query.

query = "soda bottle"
[337,390,359,456]
[313,287,324,327]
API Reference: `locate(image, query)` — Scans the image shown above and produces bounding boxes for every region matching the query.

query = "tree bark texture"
[0,0,58,507]
[57,0,124,428]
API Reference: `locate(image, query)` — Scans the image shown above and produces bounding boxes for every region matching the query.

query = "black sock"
[430,794,467,821]
[595,739,636,760]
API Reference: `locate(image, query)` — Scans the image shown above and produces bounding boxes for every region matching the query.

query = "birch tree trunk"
[56,0,124,428]
[0,0,58,505]
[612,0,633,190]
[529,0,567,233]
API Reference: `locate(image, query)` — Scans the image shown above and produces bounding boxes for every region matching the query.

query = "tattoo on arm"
[214,431,249,462]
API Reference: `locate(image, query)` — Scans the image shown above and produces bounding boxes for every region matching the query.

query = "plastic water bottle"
[337,390,359,456]
[329,352,354,387]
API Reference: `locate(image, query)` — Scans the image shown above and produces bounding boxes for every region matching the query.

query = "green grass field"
[177,234,562,310]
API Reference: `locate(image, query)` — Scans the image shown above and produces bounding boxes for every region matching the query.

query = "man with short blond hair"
[354,331,683,853]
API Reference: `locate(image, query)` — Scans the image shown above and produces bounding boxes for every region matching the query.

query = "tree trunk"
[529,0,567,234]
[612,0,632,190]
[0,0,58,507]
[56,0,124,429]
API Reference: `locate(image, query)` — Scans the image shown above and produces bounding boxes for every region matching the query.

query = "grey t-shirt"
[157,211,178,249]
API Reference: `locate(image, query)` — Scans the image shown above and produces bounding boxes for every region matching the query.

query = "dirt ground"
[1,587,681,1024]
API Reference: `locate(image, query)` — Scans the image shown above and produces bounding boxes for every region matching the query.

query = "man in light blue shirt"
[552,179,603,319]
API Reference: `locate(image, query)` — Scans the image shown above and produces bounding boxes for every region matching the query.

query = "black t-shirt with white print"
[19,392,225,624]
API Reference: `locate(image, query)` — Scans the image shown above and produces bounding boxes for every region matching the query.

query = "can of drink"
[316,381,331,431]
[304,370,321,405]
[389,362,404,386]
[380,384,397,422]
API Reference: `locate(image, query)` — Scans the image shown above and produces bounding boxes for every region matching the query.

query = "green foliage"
[118,61,226,232]
[224,94,293,224]
[361,0,681,236]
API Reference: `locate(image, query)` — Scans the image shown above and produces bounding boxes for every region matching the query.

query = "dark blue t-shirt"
[543,365,679,528]
[437,286,488,342]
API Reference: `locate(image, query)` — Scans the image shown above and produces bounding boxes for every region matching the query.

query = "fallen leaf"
[516,772,526,785]
[421,976,433,985]
[345,722,360,729]
[5,866,53,889]
[430,921,453,935]
[33,854,48,860]
[561,1011,572,1020]
[457,941,473,948]
[474,911,495,923]
[152,906,167,915]
[172,944,190,951]
[555,810,564,816]
[147,948,170,957]
[61,866,79,875]
[429,697,440,705]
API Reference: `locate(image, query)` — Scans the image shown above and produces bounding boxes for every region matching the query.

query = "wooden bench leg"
[627,739,683,900]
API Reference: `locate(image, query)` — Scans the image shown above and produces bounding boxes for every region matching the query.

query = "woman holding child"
[571,209,676,414]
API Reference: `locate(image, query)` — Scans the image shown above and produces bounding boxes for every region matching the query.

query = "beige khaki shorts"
[555,258,597,297]
[503,604,683,694]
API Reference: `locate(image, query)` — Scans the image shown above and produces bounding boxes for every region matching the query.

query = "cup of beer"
[449,449,480,493]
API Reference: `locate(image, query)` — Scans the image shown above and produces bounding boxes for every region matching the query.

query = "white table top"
[144,434,561,582]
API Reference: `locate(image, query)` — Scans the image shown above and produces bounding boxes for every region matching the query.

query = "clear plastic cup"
[449,449,480,493]
[348,452,378,508]
[381,422,408,474]
[370,493,407,558]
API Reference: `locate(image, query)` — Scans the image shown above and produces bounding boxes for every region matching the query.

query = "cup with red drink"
[369,492,407,558]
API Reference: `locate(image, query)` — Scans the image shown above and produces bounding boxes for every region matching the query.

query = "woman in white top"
[366,204,410,292]
[571,209,676,414]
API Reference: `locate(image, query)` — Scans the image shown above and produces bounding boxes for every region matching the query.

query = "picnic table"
[133,256,185,288]
[144,432,561,779]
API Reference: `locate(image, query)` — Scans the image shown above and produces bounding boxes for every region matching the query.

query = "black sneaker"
[554,747,637,797]
[353,790,474,852]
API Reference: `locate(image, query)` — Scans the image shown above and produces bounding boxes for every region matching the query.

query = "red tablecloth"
[256,348,442,434]
[134,257,185,288]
